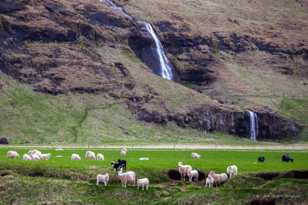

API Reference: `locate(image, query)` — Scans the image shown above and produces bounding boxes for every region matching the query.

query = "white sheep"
[227,165,238,178]
[205,175,215,188]
[97,153,104,161]
[188,169,199,182]
[71,153,81,161]
[96,173,109,186]
[137,178,149,190]
[117,170,136,188]
[40,153,51,160]
[7,151,19,159]
[120,147,127,156]
[208,171,228,186]
[28,149,42,157]
[191,152,201,159]
[85,151,96,160]
[178,162,192,181]
[31,153,41,160]
[22,154,32,160]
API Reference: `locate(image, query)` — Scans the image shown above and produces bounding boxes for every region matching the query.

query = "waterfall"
[100,0,133,20]
[100,0,174,81]
[141,22,174,80]
[248,111,258,141]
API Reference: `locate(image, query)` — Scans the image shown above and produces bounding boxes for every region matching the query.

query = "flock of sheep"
[179,152,238,187]
[6,149,238,190]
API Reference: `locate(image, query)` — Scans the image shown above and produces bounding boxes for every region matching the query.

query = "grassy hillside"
[0,74,252,145]
[0,0,307,144]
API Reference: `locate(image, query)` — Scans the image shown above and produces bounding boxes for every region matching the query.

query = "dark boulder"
[0,137,9,144]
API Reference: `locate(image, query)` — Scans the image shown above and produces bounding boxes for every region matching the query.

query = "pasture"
[0,147,308,204]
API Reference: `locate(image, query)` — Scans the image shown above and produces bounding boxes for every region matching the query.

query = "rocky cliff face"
[0,0,304,140]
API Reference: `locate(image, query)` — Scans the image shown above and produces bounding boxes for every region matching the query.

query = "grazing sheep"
[137,178,149,190]
[120,147,127,156]
[178,162,192,181]
[96,173,109,186]
[208,171,228,186]
[97,153,104,161]
[7,151,19,159]
[31,153,41,160]
[188,169,199,182]
[258,156,265,162]
[40,153,51,160]
[205,175,215,188]
[22,154,32,160]
[117,169,136,188]
[227,165,238,178]
[111,159,127,171]
[71,153,81,161]
[191,152,201,159]
[28,149,42,157]
[85,151,96,160]
[282,154,294,163]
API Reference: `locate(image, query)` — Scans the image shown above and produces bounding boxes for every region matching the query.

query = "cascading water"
[141,22,174,80]
[247,111,258,141]
[100,0,174,81]
[100,0,133,20]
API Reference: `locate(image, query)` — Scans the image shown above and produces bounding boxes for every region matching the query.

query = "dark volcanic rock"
[0,0,28,13]
[131,102,301,139]
[0,137,9,144]
[257,111,301,139]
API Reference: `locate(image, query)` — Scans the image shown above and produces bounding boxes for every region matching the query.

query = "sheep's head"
[208,171,215,176]
[178,162,183,166]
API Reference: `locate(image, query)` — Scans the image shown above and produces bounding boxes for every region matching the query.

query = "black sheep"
[111,159,127,171]
[282,154,294,163]
[258,156,265,162]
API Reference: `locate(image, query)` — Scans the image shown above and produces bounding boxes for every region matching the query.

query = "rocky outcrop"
[131,103,301,139]
[0,0,135,95]
[257,111,301,139]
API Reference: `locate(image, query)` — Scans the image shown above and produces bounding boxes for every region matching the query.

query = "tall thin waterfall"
[142,22,174,80]
[248,111,258,141]
[100,0,174,81]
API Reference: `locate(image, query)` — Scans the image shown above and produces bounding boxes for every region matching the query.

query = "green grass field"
[1,148,308,204]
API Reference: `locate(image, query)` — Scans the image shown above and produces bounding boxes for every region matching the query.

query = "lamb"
[178,162,192,181]
[71,153,81,161]
[7,151,19,159]
[188,169,199,182]
[208,171,228,186]
[85,151,96,160]
[97,153,104,161]
[137,178,149,191]
[205,175,215,188]
[117,169,136,188]
[40,153,51,160]
[226,165,238,178]
[96,173,109,186]
[22,154,32,160]
[120,147,127,156]
[191,152,201,159]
